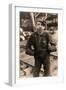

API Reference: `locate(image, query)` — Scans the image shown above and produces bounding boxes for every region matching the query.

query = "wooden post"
[45,13,47,30]
[30,12,35,32]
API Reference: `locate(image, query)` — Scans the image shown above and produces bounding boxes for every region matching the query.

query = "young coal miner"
[26,21,56,77]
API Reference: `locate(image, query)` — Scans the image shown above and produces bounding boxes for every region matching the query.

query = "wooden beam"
[30,12,36,31]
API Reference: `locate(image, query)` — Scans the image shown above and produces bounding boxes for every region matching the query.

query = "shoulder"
[43,30,49,34]
[43,30,51,39]
[43,30,50,36]
[31,32,38,37]
[29,32,36,40]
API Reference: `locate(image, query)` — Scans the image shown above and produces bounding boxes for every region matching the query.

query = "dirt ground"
[20,51,58,78]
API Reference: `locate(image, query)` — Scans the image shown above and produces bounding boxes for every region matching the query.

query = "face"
[36,22,45,34]
[36,22,42,33]
[36,22,41,29]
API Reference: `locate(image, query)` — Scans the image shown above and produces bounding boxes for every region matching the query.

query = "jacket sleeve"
[25,33,34,56]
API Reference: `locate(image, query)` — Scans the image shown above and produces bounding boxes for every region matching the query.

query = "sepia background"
[19,12,58,78]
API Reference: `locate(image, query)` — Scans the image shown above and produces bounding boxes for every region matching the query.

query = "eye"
[37,24,40,25]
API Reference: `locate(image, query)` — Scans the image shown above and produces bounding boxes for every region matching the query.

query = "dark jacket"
[26,31,56,56]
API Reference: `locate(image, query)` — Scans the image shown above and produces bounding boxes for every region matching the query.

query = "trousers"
[33,55,50,77]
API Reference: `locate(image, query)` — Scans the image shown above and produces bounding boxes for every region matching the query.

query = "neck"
[37,31,44,35]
